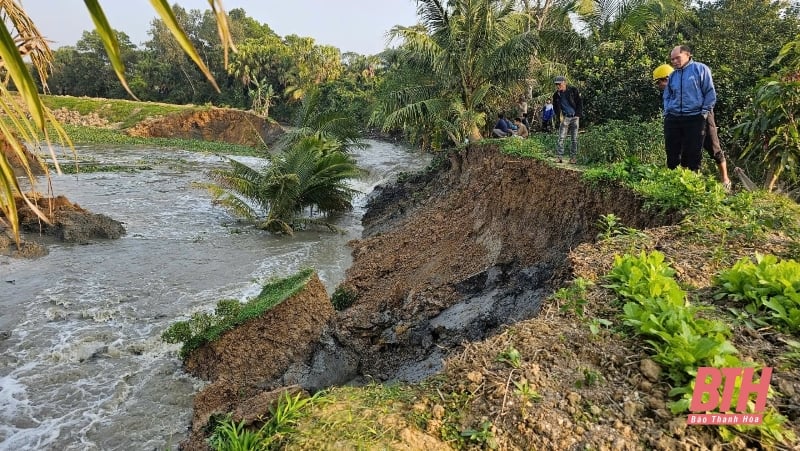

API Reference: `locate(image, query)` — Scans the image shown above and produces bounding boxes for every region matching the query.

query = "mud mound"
[126,108,284,148]
[16,195,126,243]
[1,195,126,257]
[50,107,110,128]
[181,272,334,451]
[333,144,679,381]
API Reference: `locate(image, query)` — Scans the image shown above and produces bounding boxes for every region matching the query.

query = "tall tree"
[375,0,538,146]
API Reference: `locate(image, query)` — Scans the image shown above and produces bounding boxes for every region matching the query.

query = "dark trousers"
[664,114,706,171]
[703,110,725,164]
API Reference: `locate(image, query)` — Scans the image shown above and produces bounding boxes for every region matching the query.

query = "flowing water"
[0,140,429,450]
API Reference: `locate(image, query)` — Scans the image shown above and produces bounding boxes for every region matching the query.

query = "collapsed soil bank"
[178,144,682,449]
[328,144,677,383]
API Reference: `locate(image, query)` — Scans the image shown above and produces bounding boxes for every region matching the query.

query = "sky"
[22,0,420,55]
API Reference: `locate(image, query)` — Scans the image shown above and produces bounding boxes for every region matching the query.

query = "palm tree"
[276,87,366,153]
[0,0,234,247]
[376,0,538,144]
[208,136,361,234]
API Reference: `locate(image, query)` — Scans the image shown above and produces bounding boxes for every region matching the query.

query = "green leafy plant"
[555,277,593,317]
[208,391,320,451]
[513,379,542,403]
[460,421,497,449]
[575,368,603,388]
[713,253,800,333]
[733,36,800,192]
[605,251,792,445]
[496,346,522,369]
[589,318,613,336]
[208,416,271,451]
[596,213,645,241]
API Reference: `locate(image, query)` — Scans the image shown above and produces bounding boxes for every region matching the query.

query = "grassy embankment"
[31,96,267,166]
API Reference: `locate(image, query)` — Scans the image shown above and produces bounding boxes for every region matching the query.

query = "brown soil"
[180,272,334,451]
[1,194,126,256]
[154,142,798,449]
[126,108,284,148]
[333,145,679,381]
[318,144,798,449]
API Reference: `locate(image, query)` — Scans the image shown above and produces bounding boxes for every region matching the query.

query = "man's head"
[669,45,692,69]
[514,117,522,124]
[652,63,674,90]
[554,76,567,92]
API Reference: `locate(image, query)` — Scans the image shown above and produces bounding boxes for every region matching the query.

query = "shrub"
[331,285,358,311]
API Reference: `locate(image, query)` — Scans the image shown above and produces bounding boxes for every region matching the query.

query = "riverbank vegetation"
[2,0,800,449]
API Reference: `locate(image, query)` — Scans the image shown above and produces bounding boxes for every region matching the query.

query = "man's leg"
[681,115,706,171]
[664,117,682,169]
[556,119,568,161]
[704,111,731,184]
[569,117,579,161]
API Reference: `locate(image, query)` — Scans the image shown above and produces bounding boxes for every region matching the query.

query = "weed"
[555,277,593,317]
[331,285,358,311]
[588,318,613,336]
[461,421,497,449]
[208,415,270,451]
[596,213,645,241]
[778,339,800,370]
[575,368,603,388]
[496,346,522,368]
[513,378,542,417]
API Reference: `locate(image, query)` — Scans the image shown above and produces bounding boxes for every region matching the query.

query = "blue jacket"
[663,60,716,117]
[495,118,512,133]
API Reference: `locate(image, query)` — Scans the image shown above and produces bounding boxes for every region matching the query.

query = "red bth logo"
[687,367,772,425]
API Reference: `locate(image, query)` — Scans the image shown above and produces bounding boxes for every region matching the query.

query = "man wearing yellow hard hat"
[653,61,731,191]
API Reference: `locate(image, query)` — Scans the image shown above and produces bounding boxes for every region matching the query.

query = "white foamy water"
[0,140,429,450]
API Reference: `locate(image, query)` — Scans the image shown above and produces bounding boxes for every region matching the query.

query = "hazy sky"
[22,0,420,55]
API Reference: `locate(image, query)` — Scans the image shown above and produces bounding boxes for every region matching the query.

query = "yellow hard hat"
[652,64,674,80]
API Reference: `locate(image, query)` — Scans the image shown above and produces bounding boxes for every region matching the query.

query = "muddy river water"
[0,140,429,450]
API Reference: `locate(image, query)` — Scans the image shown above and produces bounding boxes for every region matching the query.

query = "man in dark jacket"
[553,76,583,163]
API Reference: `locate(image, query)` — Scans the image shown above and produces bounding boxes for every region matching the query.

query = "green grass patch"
[286,382,419,448]
[30,124,266,156]
[162,268,315,359]
[583,160,800,241]
[40,94,205,129]
[497,135,551,158]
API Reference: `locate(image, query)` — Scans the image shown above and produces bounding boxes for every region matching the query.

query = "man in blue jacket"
[663,45,717,171]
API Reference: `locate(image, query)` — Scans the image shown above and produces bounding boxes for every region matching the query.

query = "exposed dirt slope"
[1,195,125,257]
[181,272,334,451]
[126,107,284,148]
[333,145,678,382]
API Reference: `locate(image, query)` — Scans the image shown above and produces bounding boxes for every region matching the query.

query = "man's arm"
[552,93,561,120]
[574,88,583,118]
[700,64,717,115]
